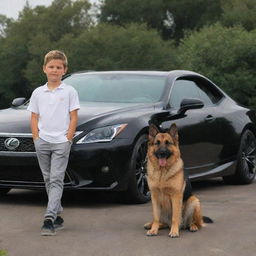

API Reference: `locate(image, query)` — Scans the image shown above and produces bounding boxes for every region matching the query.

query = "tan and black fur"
[145,123,212,238]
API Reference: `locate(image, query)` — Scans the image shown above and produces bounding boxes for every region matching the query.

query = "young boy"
[27,50,80,236]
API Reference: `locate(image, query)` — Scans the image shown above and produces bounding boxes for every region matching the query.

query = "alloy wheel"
[241,131,256,179]
[135,140,150,198]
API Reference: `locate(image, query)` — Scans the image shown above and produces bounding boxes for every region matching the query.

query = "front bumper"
[0,138,133,191]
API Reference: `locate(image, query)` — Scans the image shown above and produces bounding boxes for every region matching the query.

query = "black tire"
[124,134,150,204]
[223,130,256,185]
[0,188,11,196]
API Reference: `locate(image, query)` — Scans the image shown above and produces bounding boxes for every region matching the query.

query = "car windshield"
[63,73,167,103]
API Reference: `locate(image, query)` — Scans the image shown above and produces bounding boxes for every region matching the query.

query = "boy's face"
[43,59,67,84]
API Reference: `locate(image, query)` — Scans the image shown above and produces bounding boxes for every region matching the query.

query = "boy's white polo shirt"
[27,82,80,143]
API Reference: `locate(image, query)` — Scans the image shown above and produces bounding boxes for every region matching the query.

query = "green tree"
[99,0,222,40]
[165,0,222,40]
[221,0,256,31]
[21,0,92,88]
[0,31,29,108]
[99,0,168,36]
[63,23,177,72]
[177,23,256,108]
[0,14,12,38]
[0,0,92,108]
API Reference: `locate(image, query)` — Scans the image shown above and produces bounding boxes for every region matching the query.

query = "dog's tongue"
[159,158,167,167]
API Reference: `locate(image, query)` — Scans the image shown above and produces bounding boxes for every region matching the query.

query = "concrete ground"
[0,178,256,256]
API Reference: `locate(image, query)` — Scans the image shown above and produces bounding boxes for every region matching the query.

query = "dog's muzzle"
[154,148,172,167]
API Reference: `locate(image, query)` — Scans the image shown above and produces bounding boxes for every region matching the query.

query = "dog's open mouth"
[158,158,167,167]
[154,149,171,167]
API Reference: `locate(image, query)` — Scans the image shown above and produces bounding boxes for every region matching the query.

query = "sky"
[0,0,98,19]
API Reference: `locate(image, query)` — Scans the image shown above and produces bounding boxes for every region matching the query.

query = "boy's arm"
[66,109,78,142]
[31,112,39,140]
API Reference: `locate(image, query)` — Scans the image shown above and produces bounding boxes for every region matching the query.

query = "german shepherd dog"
[144,123,212,238]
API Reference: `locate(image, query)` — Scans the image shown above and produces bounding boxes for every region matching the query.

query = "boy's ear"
[64,67,68,75]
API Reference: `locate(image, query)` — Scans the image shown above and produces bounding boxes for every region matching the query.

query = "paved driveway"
[0,178,256,256]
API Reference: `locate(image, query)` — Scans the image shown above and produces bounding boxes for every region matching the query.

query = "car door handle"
[205,115,215,121]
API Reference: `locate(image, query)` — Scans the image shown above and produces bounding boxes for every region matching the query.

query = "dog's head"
[148,123,180,168]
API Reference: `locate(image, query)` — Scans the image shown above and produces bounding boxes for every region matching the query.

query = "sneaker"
[54,216,64,230]
[41,219,56,236]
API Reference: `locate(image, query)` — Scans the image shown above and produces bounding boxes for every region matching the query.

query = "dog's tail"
[203,216,214,223]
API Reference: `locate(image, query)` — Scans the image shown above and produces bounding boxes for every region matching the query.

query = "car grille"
[0,135,35,152]
[0,165,44,182]
[0,165,73,184]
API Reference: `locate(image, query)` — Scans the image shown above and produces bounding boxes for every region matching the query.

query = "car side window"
[196,79,224,105]
[170,80,201,109]
[170,78,223,109]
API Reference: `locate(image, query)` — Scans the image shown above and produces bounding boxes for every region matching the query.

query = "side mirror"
[178,98,204,115]
[11,97,26,107]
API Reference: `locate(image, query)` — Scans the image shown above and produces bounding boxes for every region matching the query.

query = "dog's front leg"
[147,190,160,236]
[169,194,182,238]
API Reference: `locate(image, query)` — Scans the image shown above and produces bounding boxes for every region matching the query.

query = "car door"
[161,77,224,177]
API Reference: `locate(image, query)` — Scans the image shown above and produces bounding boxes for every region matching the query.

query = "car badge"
[4,137,20,151]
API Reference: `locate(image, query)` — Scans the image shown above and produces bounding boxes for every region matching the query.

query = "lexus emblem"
[4,137,20,150]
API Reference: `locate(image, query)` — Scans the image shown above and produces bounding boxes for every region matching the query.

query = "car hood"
[0,102,155,134]
[77,102,145,123]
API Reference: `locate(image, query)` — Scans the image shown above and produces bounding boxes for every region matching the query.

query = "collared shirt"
[27,82,80,143]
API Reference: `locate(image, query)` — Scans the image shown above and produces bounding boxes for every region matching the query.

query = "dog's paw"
[144,222,152,230]
[169,230,179,238]
[189,224,199,232]
[146,229,158,236]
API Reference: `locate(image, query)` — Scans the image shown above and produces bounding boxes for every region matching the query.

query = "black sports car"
[0,70,256,203]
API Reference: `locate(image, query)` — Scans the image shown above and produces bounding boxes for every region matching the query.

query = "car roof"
[69,70,199,77]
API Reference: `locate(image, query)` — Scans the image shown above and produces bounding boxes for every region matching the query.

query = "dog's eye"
[165,140,172,145]
[154,140,161,146]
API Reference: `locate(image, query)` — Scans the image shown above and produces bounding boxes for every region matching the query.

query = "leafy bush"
[63,23,177,72]
[177,23,256,108]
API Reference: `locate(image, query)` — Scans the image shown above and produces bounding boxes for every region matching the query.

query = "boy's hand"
[33,136,39,141]
[66,135,73,142]
[66,109,78,143]
[31,113,39,141]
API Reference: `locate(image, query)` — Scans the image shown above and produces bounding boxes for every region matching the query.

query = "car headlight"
[76,124,128,144]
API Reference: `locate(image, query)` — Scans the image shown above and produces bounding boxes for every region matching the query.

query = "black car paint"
[0,70,255,201]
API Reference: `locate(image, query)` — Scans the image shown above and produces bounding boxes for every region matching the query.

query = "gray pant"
[34,138,71,221]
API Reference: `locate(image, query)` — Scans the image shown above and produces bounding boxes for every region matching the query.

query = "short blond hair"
[44,50,68,68]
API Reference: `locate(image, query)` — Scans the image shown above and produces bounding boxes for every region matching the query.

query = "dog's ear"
[148,124,159,143]
[169,123,179,145]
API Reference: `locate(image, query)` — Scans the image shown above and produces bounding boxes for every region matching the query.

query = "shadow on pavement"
[0,178,229,207]
[0,188,129,207]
